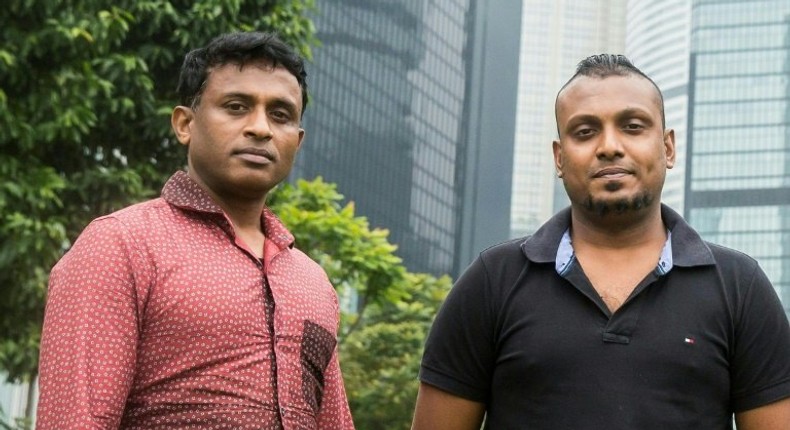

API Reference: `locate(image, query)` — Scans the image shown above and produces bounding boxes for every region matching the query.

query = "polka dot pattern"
[37,171,355,429]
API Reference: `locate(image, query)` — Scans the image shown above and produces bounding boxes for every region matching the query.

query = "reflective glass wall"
[687,0,790,315]
[294,1,470,275]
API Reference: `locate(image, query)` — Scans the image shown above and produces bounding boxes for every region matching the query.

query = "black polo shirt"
[420,205,790,429]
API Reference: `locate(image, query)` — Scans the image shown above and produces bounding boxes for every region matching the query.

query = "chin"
[583,193,654,217]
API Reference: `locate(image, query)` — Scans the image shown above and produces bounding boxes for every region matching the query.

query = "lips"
[592,167,631,178]
[233,147,275,165]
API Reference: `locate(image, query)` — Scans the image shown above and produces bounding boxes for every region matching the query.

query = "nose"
[244,108,273,141]
[596,127,624,160]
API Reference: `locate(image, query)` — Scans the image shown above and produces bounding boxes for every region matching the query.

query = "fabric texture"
[37,171,354,429]
[420,205,790,429]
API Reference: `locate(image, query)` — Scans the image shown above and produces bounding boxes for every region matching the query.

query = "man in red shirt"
[37,32,355,429]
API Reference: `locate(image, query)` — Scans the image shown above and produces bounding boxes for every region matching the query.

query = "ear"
[296,128,305,150]
[663,129,676,169]
[171,106,194,147]
[552,140,563,178]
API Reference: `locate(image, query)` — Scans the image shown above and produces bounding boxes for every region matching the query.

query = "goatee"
[583,193,654,217]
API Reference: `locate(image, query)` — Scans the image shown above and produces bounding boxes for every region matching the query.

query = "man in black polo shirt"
[411,55,790,429]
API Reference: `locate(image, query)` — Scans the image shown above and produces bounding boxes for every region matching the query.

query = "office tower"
[625,0,692,214]
[686,0,790,314]
[510,0,626,238]
[296,1,521,277]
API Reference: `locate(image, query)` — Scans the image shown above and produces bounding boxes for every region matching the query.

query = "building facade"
[297,0,521,277]
[685,0,790,314]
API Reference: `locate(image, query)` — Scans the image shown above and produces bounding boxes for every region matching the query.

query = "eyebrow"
[561,107,656,135]
[221,92,300,115]
[566,108,654,125]
[617,107,654,120]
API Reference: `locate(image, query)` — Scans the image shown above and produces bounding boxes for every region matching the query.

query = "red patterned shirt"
[37,171,355,429]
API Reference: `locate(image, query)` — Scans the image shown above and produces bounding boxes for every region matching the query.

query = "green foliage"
[341,273,452,430]
[0,0,316,383]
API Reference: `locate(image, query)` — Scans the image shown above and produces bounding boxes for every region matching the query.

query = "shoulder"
[451,237,532,301]
[700,241,764,287]
[473,237,531,280]
[97,197,171,226]
[705,241,759,268]
[480,237,528,259]
[478,237,529,267]
[74,198,170,239]
[56,199,168,267]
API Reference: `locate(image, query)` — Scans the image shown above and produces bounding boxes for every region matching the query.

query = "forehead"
[556,75,662,121]
[203,61,302,104]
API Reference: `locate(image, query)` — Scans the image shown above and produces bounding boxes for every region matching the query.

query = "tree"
[0,0,317,383]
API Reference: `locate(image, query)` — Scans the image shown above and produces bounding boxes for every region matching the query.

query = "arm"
[411,383,485,430]
[37,218,141,429]
[315,290,354,429]
[729,260,790,426]
[315,346,355,429]
[413,254,499,429]
[735,397,790,430]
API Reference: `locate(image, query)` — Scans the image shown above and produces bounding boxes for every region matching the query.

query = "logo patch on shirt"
[684,336,696,345]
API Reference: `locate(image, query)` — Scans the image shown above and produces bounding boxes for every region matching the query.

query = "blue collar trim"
[555,229,674,276]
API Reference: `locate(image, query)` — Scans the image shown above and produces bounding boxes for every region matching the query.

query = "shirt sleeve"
[37,217,143,429]
[730,260,790,411]
[419,255,497,403]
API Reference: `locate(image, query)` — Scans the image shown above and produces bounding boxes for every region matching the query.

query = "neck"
[187,172,268,233]
[213,193,267,233]
[210,193,268,259]
[570,203,666,250]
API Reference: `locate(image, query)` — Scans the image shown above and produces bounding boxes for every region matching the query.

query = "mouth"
[592,167,631,179]
[233,147,275,165]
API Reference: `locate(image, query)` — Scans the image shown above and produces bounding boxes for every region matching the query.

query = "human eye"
[224,101,248,114]
[270,109,291,122]
[269,106,298,124]
[622,121,646,133]
[573,126,597,139]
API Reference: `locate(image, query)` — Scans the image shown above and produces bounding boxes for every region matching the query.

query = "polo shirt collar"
[161,170,295,250]
[659,204,715,267]
[520,204,715,268]
[554,229,673,276]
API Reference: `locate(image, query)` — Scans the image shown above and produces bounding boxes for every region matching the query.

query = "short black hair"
[557,54,665,129]
[176,32,308,117]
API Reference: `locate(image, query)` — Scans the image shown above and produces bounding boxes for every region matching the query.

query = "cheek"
[277,135,302,158]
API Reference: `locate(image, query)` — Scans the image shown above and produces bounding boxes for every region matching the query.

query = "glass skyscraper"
[295,1,521,277]
[686,0,790,314]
